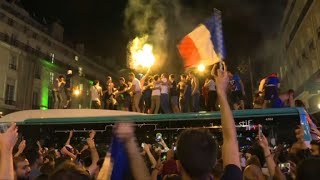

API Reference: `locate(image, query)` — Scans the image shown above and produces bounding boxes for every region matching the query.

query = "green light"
[40,59,54,110]
[41,59,57,69]
[40,72,49,110]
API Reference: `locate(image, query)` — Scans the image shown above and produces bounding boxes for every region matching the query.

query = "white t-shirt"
[91,85,102,101]
[132,78,141,92]
[207,79,216,91]
[160,78,169,94]
[152,82,161,96]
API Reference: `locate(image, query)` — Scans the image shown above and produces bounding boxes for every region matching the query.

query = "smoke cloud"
[124,0,190,72]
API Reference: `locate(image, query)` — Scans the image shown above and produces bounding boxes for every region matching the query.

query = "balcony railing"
[9,63,16,70]
[0,32,65,65]
[32,105,40,109]
[5,100,16,106]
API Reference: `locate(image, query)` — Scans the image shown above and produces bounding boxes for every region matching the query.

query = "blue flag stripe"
[203,8,227,60]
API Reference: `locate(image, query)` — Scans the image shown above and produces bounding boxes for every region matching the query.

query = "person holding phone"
[257,126,286,180]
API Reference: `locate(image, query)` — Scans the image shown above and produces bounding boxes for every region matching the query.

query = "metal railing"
[9,63,16,70]
[5,100,15,106]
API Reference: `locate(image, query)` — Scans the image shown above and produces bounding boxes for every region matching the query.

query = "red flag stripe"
[177,36,201,69]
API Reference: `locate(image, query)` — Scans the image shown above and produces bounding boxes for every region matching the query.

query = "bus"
[0,108,311,148]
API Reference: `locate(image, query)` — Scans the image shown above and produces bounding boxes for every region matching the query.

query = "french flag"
[178,9,226,69]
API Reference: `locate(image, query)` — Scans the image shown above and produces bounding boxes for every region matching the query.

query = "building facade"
[0,1,114,114]
[272,0,320,113]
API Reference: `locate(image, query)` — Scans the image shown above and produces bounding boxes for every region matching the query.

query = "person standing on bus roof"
[128,73,142,112]
[90,80,103,109]
[103,76,115,110]
[229,72,245,110]
[189,71,200,112]
[52,75,65,109]
[271,89,294,108]
[63,70,73,109]
[263,73,280,109]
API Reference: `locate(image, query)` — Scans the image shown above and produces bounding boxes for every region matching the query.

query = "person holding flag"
[97,123,151,180]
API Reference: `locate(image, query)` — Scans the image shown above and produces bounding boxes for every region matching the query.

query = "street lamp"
[73,89,81,96]
[198,64,205,72]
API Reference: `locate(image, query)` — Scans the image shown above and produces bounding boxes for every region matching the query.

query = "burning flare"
[129,36,155,69]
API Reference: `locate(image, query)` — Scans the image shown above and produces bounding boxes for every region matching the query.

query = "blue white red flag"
[178,9,226,69]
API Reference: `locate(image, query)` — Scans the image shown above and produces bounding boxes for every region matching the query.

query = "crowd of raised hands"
[0,63,320,180]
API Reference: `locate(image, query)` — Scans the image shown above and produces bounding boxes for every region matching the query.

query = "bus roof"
[0,108,305,125]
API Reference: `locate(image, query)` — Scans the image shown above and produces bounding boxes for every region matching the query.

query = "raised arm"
[258,133,276,177]
[159,138,169,152]
[204,79,210,88]
[140,68,151,88]
[60,146,77,160]
[37,140,43,153]
[65,130,74,145]
[86,137,99,176]
[213,63,241,168]
[97,153,112,180]
[115,123,151,180]
[143,144,157,168]
[14,139,26,157]
[0,123,18,180]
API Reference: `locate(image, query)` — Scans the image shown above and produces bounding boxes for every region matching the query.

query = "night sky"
[20,0,287,72]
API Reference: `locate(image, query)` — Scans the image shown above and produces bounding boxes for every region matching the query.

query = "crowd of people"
[88,67,249,113]
[1,64,320,180]
[50,62,300,114]
[88,66,299,114]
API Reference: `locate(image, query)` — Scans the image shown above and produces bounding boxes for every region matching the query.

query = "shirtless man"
[178,74,188,113]
[103,76,115,110]
[52,75,65,109]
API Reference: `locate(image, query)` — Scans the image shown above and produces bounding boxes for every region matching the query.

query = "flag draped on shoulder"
[177,9,226,69]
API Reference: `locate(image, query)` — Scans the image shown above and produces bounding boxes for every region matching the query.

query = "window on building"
[34,63,41,79]
[32,91,39,109]
[75,56,79,61]
[11,33,18,43]
[78,67,83,76]
[317,27,320,39]
[49,72,55,84]
[9,55,17,70]
[50,53,55,63]
[5,79,15,106]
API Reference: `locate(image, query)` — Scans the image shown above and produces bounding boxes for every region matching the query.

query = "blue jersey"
[230,74,242,92]
[266,76,279,86]
[272,98,284,108]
